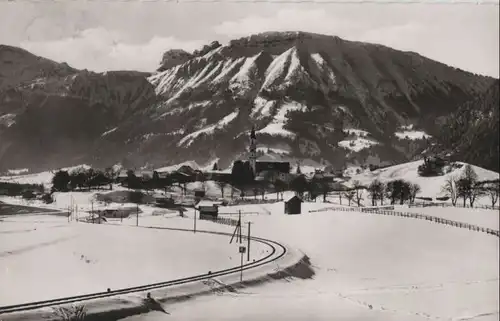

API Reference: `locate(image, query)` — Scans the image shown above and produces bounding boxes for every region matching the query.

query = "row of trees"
[52,167,116,192]
[441,164,499,208]
[365,179,421,206]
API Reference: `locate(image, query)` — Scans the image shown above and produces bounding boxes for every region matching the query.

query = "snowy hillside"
[347,160,500,198]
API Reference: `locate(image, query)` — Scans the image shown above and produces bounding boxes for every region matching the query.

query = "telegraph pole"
[91,201,94,224]
[247,222,252,262]
[136,204,139,226]
[240,249,244,281]
[230,210,242,244]
[238,210,242,244]
[194,208,197,234]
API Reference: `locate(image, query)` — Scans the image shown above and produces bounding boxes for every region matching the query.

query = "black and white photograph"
[0,0,498,320]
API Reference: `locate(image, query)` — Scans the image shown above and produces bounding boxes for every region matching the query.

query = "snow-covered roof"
[195,200,223,208]
[285,194,302,202]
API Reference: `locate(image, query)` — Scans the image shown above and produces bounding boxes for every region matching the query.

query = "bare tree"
[469,181,485,208]
[368,179,383,206]
[485,180,500,207]
[442,176,458,206]
[409,183,421,204]
[352,180,365,207]
[343,189,356,206]
[378,182,386,205]
[457,165,481,207]
[215,179,227,199]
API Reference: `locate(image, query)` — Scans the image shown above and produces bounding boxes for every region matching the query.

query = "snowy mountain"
[0,32,497,172]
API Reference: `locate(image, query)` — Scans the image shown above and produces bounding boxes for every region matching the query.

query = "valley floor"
[2,197,497,321]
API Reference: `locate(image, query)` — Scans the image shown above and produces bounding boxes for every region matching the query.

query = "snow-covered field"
[1,197,498,321]
[0,213,269,306]
[121,201,499,321]
[1,160,499,320]
[401,205,499,230]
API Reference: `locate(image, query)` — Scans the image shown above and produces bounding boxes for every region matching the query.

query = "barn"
[284,195,302,215]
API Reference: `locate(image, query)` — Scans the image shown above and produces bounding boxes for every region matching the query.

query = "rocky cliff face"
[0,32,497,172]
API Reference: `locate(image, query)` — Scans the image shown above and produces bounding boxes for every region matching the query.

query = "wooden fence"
[204,216,240,227]
[409,202,499,210]
[309,206,500,238]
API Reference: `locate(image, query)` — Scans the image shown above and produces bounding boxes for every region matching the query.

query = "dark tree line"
[52,168,116,192]
[365,179,420,206]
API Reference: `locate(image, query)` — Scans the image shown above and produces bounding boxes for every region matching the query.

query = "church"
[242,126,291,181]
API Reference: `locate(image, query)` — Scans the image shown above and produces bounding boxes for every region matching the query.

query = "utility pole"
[91,201,94,224]
[136,204,139,226]
[230,210,242,244]
[194,208,197,233]
[239,210,242,244]
[240,250,244,282]
[247,222,252,262]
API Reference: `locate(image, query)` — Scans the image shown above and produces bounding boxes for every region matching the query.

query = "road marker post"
[239,245,246,282]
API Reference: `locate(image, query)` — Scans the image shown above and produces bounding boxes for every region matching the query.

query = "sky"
[0,0,498,78]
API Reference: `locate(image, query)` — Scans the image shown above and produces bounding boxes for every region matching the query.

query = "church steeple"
[249,125,257,175]
[250,125,256,140]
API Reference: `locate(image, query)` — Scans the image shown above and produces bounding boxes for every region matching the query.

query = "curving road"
[0,224,287,316]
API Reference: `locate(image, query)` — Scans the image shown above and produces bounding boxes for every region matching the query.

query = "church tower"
[249,125,257,175]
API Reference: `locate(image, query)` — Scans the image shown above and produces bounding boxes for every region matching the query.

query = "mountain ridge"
[0,32,497,172]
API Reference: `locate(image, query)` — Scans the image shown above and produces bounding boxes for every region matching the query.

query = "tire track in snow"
[0,235,78,258]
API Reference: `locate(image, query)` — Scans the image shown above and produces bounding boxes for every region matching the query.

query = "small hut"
[194,188,206,198]
[195,200,220,220]
[285,195,302,215]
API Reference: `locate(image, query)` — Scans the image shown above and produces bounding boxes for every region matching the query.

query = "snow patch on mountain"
[257,101,307,138]
[101,127,118,137]
[212,58,244,84]
[178,110,239,147]
[163,100,212,117]
[256,146,290,155]
[0,114,16,127]
[310,53,336,85]
[395,130,431,140]
[345,128,370,137]
[202,46,224,60]
[261,47,301,91]
[229,53,261,93]
[338,137,380,152]
[251,96,276,119]
[155,59,224,103]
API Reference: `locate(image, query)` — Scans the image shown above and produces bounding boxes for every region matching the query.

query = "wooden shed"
[194,188,206,198]
[195,200,220,220]
[285,195,302,215]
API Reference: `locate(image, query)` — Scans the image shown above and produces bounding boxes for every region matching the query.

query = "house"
[117,170,128,183]
[255,161,290,175]
[194,188,206,198]
[284,195,302,215]
[155,196,176,208]
[195,200,221,220]
[205,171,232,182]
[255,170,293,183]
